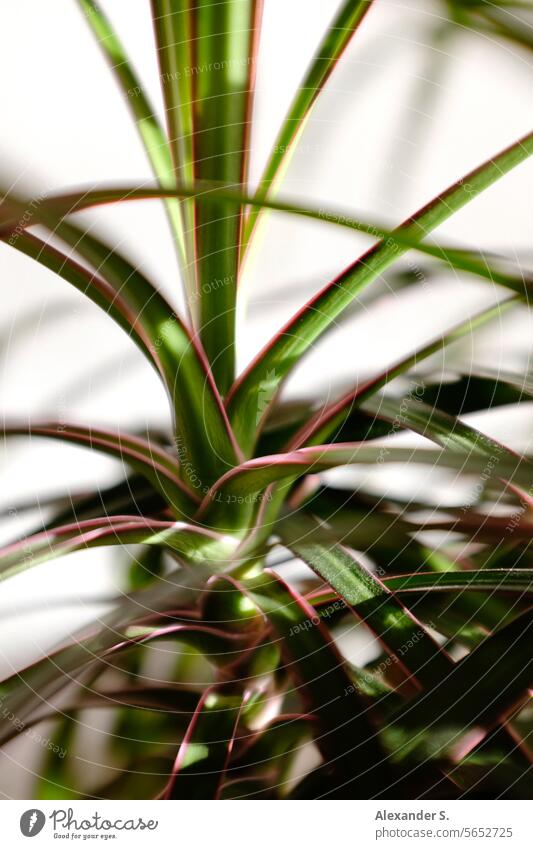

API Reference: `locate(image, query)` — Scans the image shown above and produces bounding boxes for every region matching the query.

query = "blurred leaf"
[18,185,532,301]
[291,297,517,447]
[245,569,393,796]
[387,608,533,762]
[0,573,204,745]
[279,526,453,690]
[2,197,241,487]
[361,392,533,494]
[3,422,197,518]
[0,515,236,581]
[202,442,532,528]
[162,687,245,799]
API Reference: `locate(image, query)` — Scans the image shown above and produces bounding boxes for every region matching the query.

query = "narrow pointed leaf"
[11,231,159,369]
[188,0,262,391]
[361,392,533,493]
[241,0,374,255]
[244,569,392,795]
[308,568,533,602]
[0,515,235,582]
[201,441,532,519]
[384,569,533,596]
[2,194,241,485]
[280,531,453,690]
[292,297,518,448]
[3,422,198,517]
[11,185,530,301]
[227,130,533,453]
[0,573,204,743]
[162,688,245,799]
[387,609,533,762]
[77,0,189,277]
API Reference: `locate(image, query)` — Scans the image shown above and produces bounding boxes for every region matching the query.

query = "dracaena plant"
[0,0,532,800]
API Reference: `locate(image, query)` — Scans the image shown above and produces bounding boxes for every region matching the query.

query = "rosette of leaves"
[0,0,532,800]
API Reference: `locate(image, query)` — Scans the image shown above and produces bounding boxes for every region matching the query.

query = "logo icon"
[20,810,46,837]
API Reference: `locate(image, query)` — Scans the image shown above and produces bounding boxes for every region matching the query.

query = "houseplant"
[0,0,532,799]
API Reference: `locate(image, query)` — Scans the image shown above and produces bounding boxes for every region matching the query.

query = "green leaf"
[387,608,533,762]
[16,185,531,300]
[41,474,165,531]
[454,366,533,400]
[2,194,241,486]
[226,130,533,454]
[361,392,533,493]
[233,713,313,776]
[244,570,393,795]
[241,0,375,255]
[233,297,518,547]
[308,568,533,602]
[150,0,197,302]
[0,516,236,582]
[162,688,245,799]
[3,422,198,518]
[11,232,159,369]
[185,0,262,392]
[384,569,533,595]
[0,573,202,744]
[201,441,531,523]
[77,0,189,284]
[279,528,453,690]
[292,297,518,447]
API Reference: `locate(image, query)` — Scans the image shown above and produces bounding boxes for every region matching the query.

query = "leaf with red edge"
[386,608,533,763]
[3,422,197,518]
[243,569,393,796]
[227,130,533,454]
[162,687,246,799]
[0,515,236,582]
